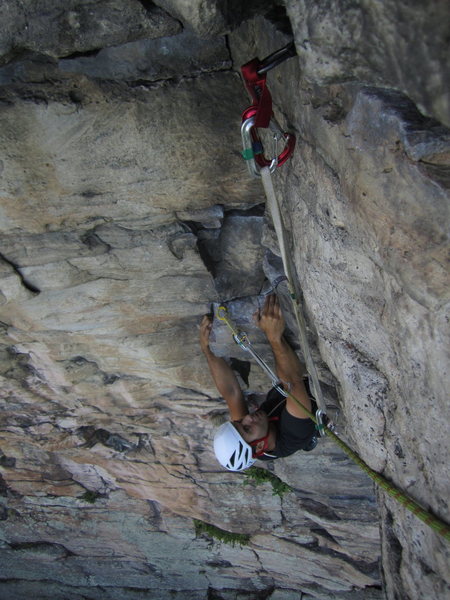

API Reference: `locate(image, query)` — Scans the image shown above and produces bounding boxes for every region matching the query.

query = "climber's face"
[233,409,269,443]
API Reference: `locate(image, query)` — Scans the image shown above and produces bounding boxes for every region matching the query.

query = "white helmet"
[213,422,255,471]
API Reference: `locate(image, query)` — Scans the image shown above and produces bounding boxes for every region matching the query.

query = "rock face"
[0,0,181,61]
[285,0,450,129]
[0,2,449,600]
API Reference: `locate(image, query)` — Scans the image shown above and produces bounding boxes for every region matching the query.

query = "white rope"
[260,166,327,413]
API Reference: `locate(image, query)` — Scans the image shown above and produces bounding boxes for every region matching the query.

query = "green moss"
[243,466,293,498]
[193,519,250,547]
[80,490,100,504]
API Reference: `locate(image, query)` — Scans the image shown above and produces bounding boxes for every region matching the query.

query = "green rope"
[283,387,450,542]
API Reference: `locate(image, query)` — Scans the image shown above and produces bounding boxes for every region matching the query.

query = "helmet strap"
[250,434,270,457]
[250,417,278,457]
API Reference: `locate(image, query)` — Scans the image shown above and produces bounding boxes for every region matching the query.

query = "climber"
[200,294,317,471]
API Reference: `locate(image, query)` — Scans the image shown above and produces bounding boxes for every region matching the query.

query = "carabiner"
[216,305,229,321]
[315,409,327,437]
[241,113,296,178]
[316,408,338,436]
[240,45,296,177]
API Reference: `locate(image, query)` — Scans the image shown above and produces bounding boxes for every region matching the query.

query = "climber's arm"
[255,295,312,419]
[268,337,311,419]
[200,315,248,421]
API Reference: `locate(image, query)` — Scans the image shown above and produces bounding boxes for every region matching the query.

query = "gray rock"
[153,0,274,37]
[0,71,258,234]
[59,29,231,81]
[0,4,448,600]
[285,0,450,127]
[0,0,181,62]
[206,211,267,299]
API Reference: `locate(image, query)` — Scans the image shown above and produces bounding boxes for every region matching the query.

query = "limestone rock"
[153,0,274,37]
[285,0,450,127]
[0,3,449,600]
[0,71,258,233]
[0,0,180,62]
[59,30,231,81]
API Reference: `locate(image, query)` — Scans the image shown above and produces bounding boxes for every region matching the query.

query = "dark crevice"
[197,240,217,278]
[264,4,295,37]
[418,162,450,189]
[77,426,135,453]
[0,455,16,468]
[9,541,76,558]
[136,0,163,16]
[310,526,338,544]
[208,585,275,600]
[80,189,103,199]
[0,252,40,294]
[296,538,381,578]
[206,558,233,568]
[0,346,44,385]
[136,0,185,36]
[229,358,251,386]
[118,63,234,89]
[0,473,8,496]
[61,355,121,386]
[224,34,234,71]
[80,230,111,253]
[301,497,342,521]
[224,203,266,217]
[181,220,218,278]
[180,202,266,280]
[62,48,101,60]
[384,510,403,573]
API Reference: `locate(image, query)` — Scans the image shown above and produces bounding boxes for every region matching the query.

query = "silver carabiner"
[316,408,338,436]
[316,409,327,437]
[241,116,278,178]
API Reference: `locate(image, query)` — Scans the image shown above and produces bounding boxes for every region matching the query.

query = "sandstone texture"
[0,2,449,600]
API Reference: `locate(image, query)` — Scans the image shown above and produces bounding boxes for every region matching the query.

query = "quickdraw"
[216,305,288,398]
[240,42,297,177]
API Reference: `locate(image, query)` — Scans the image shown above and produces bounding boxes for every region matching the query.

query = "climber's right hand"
[200,315,213,352]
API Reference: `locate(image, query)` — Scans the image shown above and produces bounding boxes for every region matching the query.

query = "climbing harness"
[240,42,296,178]
[232,45,450,541]
[217,305,287,399]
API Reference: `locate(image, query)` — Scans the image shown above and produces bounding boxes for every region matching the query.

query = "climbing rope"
[261,166,328,420]
[234,45,450,542]
[285,385,450,541]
